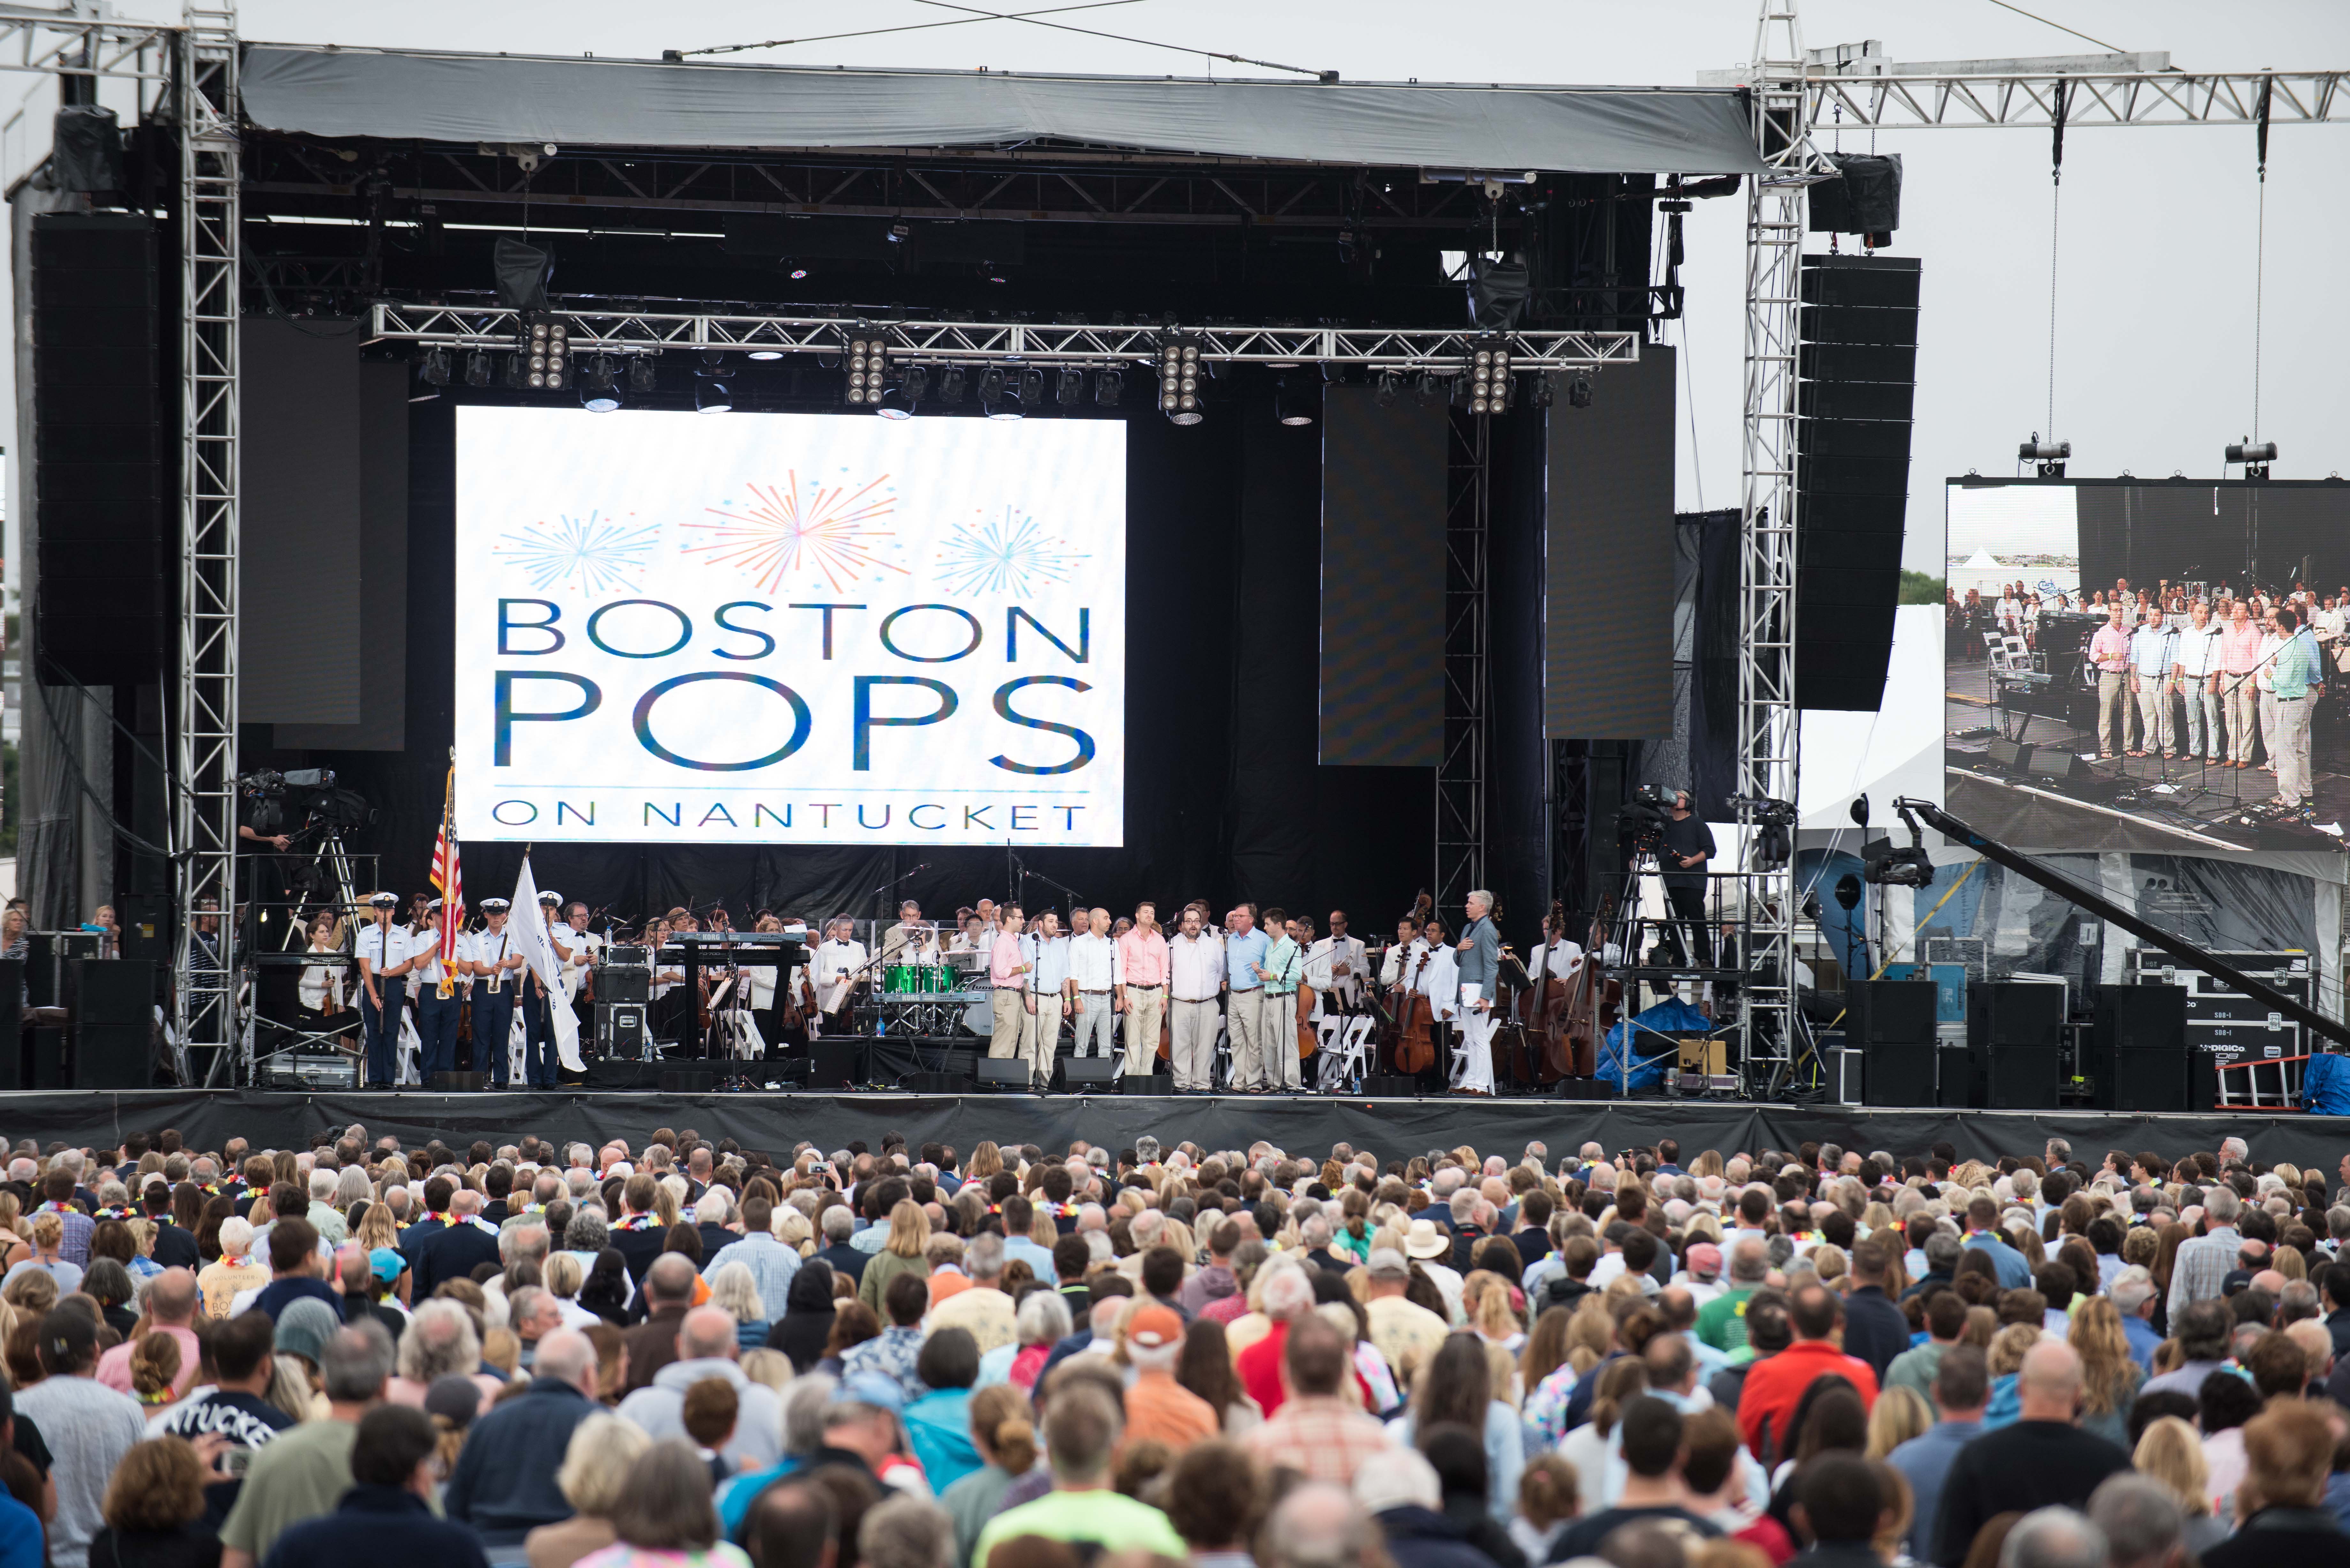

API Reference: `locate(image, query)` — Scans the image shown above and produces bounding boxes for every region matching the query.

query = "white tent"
[1960,547,2005,571]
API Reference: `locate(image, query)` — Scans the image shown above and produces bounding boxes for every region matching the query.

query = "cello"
[1557,891,1621,1078]
[1388,893,1438,1077]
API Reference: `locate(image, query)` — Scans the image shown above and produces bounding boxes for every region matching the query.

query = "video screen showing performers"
[1944,478,2350,852]
[453,406,1127,847]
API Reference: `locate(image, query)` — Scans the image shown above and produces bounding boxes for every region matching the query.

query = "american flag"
[429,763,463,998]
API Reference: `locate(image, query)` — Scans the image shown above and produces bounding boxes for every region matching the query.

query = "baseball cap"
[833,1370,905,1414]
[1367,1247,1411,1281]
[369,1246,407,1284]
[1126,1303,1183,1350]
[1686,1242,1723,1279]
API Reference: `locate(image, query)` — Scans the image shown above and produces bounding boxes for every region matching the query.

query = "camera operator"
[1661,790,1717,969]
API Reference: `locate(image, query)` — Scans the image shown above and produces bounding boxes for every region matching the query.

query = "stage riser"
[0,1091,2333,1167]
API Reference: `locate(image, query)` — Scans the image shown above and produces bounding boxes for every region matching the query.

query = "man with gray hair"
[444,1326,599,1545]
[615,1305,784,1469]
[218,1320,394,1568]
[2172,1186,2243,1306]
[1259,1481,1380,1568]
[304,1169,349,1246]
[859,1494,957,1568]
[929,1231,1015,1353]
[1453,889,1499,1094]
[2086,1474,2187,1568]
[2000,1506,2108,1568]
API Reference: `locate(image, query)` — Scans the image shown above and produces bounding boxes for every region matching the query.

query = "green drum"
[884,964,922,994]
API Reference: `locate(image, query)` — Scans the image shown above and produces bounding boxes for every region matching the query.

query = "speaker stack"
[1969,982,2065,1109]
[70,959,153,1089]
[32,213,165,688]
[2089,985,2189,1112]
[1857,979,1936,1106]
[1056,1058,1119,1091]
[1794,255,1920,713]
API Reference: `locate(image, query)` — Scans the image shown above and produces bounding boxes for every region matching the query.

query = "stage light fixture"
[1096,368,1123,407]
[503,351,530,390]
[888,219,913,243]
[1566,373,1594,409]
[875,386,914,421]
[843,334,884,406]
[417,347,451,388]
[790,267,810,280]
[1157,336,1202,424]
[747,348,784,361]
[1018,368,1045,410]
[1274,375,1318,426]
[1528,372,1554,410]
[695,352,732,414]
[1466,337,1511,416]
[938,365,967,404]
[1375,370,1403,407]
[980,366,1020,420]
[1414,370,1443,406]
[577,355,622,412]
[2228,438,2278,479]
[1056,368,1083,408]
[902,364,931,405]
[524,318,568,391]
[464,349,493,388]
[628,356,658,395]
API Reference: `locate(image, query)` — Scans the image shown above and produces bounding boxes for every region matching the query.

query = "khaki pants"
[1122,986,1165,1077]
[1170,998,1219,1090]
[2096,671,2129,754]
[1227,987,1269,1089]
[1263,991,1303,1089]
[2227,677,2260,763]
[2260,689,2278,766]
[989,988,1026,1061]
[2277,693,2315,805]
[1027,994,1063,1085]
[2134,677,2172,753]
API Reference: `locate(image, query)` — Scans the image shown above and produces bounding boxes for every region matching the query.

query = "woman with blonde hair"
[709,1262,768,1354]
[773,1206,814,1259]
[0,1191,28,1268]
[526,1411,653,1568]
[966,1141,1004,1181]
[855,1199,932,1315]
[1864,1384,1930,1458]
[940,1382,1036,1566]
[2066,1298,2143,1447]
[2131,1415,2229,1555]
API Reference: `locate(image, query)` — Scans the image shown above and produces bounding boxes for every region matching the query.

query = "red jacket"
[1236,1319,1293,1417]
[1735,1338,1879,1459]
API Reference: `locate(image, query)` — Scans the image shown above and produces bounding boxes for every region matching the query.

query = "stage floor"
[2,1088,2336,1168]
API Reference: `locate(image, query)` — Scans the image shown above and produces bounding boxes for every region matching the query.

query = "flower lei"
[92,1206,136,1222]
[616,1212,662,1233]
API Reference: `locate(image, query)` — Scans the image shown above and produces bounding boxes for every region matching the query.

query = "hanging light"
[1017,368,1045,411]
[1056,368,1084,408]
[578,354,621,412]
[843,334,883,406]
[937,365,968,405]
[695,352,732,414]
[1157,335,1202,425]
[464,349,493,388]
[1096,367,1124,407]
[1467,335,1511,416]
[1274,375,1318,426]
[980,366,1019,420]
[629,355,659,396]
[1375,369,1404,407]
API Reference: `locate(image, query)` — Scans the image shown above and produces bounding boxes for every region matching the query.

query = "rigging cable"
[2253,73,2274,443]
[2045,78,2068,441]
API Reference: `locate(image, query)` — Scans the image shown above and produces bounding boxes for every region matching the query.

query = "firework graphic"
[494,511,663,594]
[681,474,908,593]
[935,506,1089,599]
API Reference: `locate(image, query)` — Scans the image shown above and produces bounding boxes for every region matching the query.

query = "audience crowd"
[0,1124,2334,1568]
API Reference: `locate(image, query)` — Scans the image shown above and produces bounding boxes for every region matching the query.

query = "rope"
[2046,172,2061,440]
[2253,172,2267,441]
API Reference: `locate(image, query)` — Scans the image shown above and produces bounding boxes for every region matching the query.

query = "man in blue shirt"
[2270,605,2325,809]
[2114,1266,2164,1369]
[1885,1345,1988,1560]
[1222,908,1270,1093]
[2127,605,2175,758]
[1959,1195,2035,1290]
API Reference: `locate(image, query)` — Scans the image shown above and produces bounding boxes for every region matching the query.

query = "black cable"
[686,0,1143,56]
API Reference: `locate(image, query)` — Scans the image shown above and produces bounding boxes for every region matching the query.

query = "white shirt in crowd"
[1306,934,1367,1001]
[1168,931,1225,1003]
[1066,931,1121,992]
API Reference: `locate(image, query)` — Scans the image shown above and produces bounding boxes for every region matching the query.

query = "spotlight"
[578,354,621,412]
[1056,368,1083,408]
[1375,370,1403,407]
[980,366,1019,420]
[1466,336,1511,416]
[1529,372,1554,410]
[790,267,810,280]
[2228,438,2278,479]
[695,352,732,414]
[418,347,451,387]
[887,219,913,243]
[1566,373,1594,409]
[843,334,883,406]
[747,348,784,361]
[525,317,568,391]
[903,364,930,405]
[875,386,913,421]
[1157,335,1203,425]
[1096,368,1123,407]
[2020,433,2070,478]
[1018,368,1045,410]
[628,356,658,395]
[1414,370,1443,406]
[463,349,492,388]
[937,365,967,404]
[503,351,530,390]
[1274,375,1318,427]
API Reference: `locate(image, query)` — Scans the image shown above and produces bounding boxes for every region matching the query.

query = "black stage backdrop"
[245,377,1574,934]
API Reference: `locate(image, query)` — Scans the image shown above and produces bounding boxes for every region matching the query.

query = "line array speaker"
[2090,985,2189,1112]
[73,1023,148,1089]
[32,212,164,687]
[1968,982,2064,1048]
[1853,979,1936,1044]
[70,960,154,1027]
[1795,255,1920,712]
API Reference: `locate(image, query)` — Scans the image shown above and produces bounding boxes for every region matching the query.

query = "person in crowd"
[1242,1314,1392,1484]
[154,1310,295,1529]
[85,1436,221,1568]
[1884,1345,1987,1560]
[617,1307,787,1471]
[18,1308,149,1568]
[525,1414,653,1568]
[972,1381,1186,1566]
[1930,1341,2131,1566]
[219,1321,396,1568]
[446,1327,603,1546]
[622,1255,700,1395]
[902,1329,982,1491]
[259,1405,490,1568]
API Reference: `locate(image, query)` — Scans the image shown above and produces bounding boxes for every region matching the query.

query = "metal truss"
[174,1,241,1071]
[0,4,173,88]
[366,302,1641,370]
[1437,412,1490,926]
[1734,4,1829,1086]
[1804,67,2348,131]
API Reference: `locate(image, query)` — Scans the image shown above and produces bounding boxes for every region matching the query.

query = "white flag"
[510,855,586,1072]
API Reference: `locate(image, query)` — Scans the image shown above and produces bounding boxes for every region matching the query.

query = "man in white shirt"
[814,918,868,1035]
[2171,599,2225,762]
[355,892,417,1090]
[1166,908,1225,1093]
[559,901,603,1043]
[409,900,473,1083]
[879,900,925,965]
[1066,908,1122,1066]
[1027,910,1071,1088]
[470,897,526,1087]
[1306,909,1367,1013]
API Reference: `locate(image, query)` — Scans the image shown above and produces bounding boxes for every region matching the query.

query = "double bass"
[1555,892,1621,1078]
[1385,893,1438,1077]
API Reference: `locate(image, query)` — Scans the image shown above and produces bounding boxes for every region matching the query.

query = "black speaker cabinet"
[1057,1058,1118,1090]
[1985,736,2036,775]
[70,959,153,1026]
[975,1059,1031,1090]
[1936,1043,1980,1109]
[2090,986,2189,1112]
[1855,980,1936,1044]
[595,1003,648,1056]
[0,961,21,1091]
[596,967,650,1004]
[1123,1073,1173,1096]
[807,1041,862,1089]
[1985,1044,2064,1110]
[73,1022,148,1089]
[1969,982,2064,1048]
[1865,1040,1936,1107]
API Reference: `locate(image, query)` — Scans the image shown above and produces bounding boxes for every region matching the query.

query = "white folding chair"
[396,1011,423,1086]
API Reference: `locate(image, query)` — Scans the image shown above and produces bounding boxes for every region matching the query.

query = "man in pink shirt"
[2220,599,2266,766]
[1117,902,1170,1078]
[96,1267,200,1398]
[987,906,1032,1073]
[2087,603,2132,757]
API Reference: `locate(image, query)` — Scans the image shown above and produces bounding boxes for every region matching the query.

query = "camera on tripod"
[237,768,373,838]
[1617,783,1677,851]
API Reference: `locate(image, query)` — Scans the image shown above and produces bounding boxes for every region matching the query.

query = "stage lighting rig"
[522,319,567,391]
[1017,368,1045,412]
[1157,336,1203,424]
[464,350,493,388]
[1566,373,1594,409]
[1375,370,1404,407]
[629,356,658,396]
[696,352,732,414]
[980,366,1017,419]
[1726,794,1797,869]
[1056,368,1083,408]
[2019,433,2069,477]
[1275,375,1318,426]
[1467,337,1512,415]
[1529,372,1554,410]
[843,333,883,406]
[502,351,530,391]
[2228,438,2278,480]
[417,347,450,388]
[578,355,621,412]
[938,365,967,405]
[1096,368,1123,407]
[1415,370,1444,407]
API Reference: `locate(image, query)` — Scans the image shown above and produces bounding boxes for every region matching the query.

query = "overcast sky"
[10,0,2350,581]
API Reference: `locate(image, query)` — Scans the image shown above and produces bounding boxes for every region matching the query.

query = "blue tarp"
[1597,998,1712,1095]
[2303,1052,2350,1115]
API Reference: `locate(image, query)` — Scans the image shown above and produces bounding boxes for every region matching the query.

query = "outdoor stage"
[0,1089,2334,1169]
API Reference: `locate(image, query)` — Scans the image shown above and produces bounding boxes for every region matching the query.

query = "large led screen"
[1944,477,2350,852]
[455,407,1126,846]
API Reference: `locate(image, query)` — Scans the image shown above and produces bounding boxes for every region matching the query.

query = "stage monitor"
[1943,476,2350,852]
[454,406,1126,847]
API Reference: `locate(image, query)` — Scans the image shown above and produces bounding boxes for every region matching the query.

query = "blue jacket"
[444,1377,598,1542]
[905,1388,982,1492]
[1886,1419,1979,1559]
[264,1486,489,1568]
[1960,1232,2035,1290]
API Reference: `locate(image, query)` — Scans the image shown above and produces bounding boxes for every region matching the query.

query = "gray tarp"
[239,46,1763,174]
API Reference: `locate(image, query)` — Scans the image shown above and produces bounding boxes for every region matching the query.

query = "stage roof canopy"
[240,45,1766,175]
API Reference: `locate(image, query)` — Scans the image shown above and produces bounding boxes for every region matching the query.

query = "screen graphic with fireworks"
[493,510,663,594]
[680,473,909,594]
[933,505,1089,599]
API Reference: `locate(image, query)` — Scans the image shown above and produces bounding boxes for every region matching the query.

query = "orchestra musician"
[354,891,416,1092]
[1417,915,1458,1083]
[469,896,526,1086]
[880,900,926,965]
[297,911,358,1057]
[1526,910,1584,992]
[560,901,601,1042]
[1307,910,1365,1014]
[1452,891,1500,1096]
[814,916,868,1036]
[1117,902,1168,1080]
